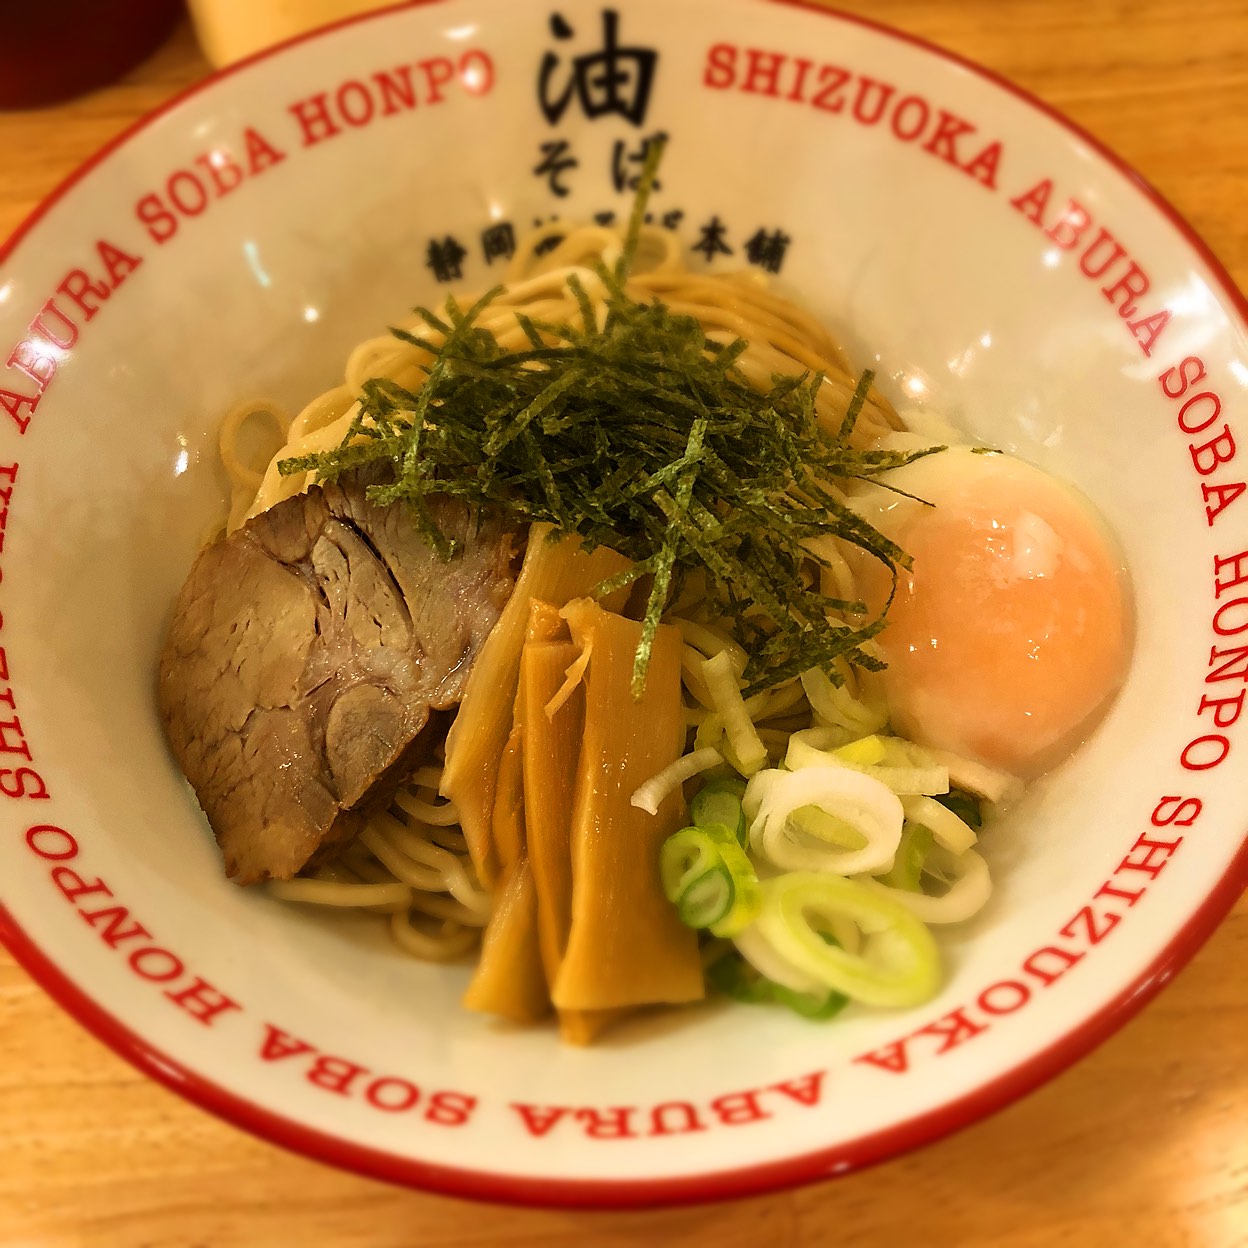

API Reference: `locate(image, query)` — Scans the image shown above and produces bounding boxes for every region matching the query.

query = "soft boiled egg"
[850,446,1130,779]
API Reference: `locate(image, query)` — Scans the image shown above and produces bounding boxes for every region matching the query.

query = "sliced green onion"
[785,733,949,796]
[831,735,889,767]
[706,951,848,1020]
[730,911,824,995]
[721,731,769,778]
[690,777,748,846]
[788,804,869,851]
[682,867,733,928]
[679,645,717,709]
[630,746,724,815]
[799,665,888,738]
[660,825,760,937]
[924,747,1022,806]
[877,822,935,892]
[776,984,849,1020]
[702,650,767,777]
[741,767,784,829]
[900,794,978,854]
[743,765,903,875]
[671,618,749,678]
[693,711,724,754]
[747,678,807,723]
[863,844,991,924]
[786,724,858,753]
[735,872,942,1008]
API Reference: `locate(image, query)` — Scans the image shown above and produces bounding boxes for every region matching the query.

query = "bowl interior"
[2,0,1245,1203]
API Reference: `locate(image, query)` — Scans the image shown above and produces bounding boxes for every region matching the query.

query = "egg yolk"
[853,448,1130,778]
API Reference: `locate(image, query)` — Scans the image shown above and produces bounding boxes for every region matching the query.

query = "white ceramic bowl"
[2,0,1245,1208]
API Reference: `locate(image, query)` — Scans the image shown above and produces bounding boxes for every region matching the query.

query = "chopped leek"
[629,746,725,816]
[693,711,724,755]
[702,650,768,776]
[660,825,760,937]
[877,822,935,892]
[671,619,749,678]
[744,765,903,875]
[900,794,978,854]
[785,733,950,797]
[789,804,869,852]
[863,844,991,924]
[831,735,889,767]
[735,872,941,1008]
[690,777,748,846]
[799,666,888,738]
[706,951,848,1020]
[925,748,1022,806]
[785,723,859,753]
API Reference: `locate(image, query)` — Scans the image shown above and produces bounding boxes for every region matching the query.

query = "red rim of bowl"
[1,0,1246,1211]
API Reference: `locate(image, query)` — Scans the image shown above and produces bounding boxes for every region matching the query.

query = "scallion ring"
[736,872,942,1008]
[744,765,904,876]
[660,824,760,937]
[690,776,748,846]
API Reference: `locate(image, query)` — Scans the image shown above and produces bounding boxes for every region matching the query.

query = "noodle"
[231,220,902,967]
[267,761,490,959]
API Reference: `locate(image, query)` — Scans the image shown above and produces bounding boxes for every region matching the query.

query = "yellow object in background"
[187,0,404,67]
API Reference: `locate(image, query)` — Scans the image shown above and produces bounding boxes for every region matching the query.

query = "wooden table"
[1,5,1245,1245]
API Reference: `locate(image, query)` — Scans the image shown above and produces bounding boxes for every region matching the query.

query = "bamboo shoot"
[521,629,629,1043]
[440,527,634,890]
[521,640,582,982]
[461,860,548,1023]
[553,599,704,1011]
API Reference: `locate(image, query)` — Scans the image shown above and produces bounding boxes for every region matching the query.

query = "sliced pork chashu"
[159,467,515,884]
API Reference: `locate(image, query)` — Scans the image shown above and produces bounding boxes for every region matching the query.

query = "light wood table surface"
[2,4,1246,1246]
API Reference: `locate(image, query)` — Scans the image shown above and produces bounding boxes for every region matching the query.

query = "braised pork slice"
[159,469,515,885]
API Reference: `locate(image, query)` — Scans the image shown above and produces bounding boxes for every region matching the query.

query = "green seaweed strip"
[276,145,933,694]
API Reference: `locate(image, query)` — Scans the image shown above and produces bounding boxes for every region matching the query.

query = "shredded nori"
[934,789,984,829]
[279,140,939,695]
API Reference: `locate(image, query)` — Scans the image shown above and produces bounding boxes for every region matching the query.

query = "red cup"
[0,0,184,110]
